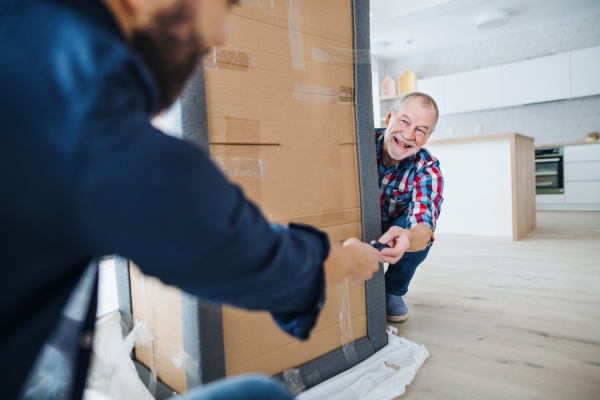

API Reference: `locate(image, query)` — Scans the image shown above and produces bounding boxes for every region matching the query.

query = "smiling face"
[382,97,436,166]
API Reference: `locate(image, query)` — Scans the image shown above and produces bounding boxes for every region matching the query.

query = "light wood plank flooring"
[391,212,600,400]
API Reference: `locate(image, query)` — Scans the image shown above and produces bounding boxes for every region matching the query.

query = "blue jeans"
[176,375,293,400]
[384,215,432,296]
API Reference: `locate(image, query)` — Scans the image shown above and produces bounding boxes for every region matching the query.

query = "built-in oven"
[535,147,563,194]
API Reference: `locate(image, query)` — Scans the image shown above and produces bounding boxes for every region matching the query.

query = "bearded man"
[0,0,388,399]
[373,93,444,324]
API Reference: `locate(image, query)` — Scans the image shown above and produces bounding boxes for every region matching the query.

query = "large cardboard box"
[127,0,383,394]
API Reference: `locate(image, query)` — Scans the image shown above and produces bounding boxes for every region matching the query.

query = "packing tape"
[283,368,306,396]
[292,83,354,105]
[287,0,305,70]
[312,45,372,64]
[242,0,274,14]
[225,117,261,143]
[211,156,268,178]
[204,48,253,72]
[139,275,158,397]
[135,276,201,390]
[338,280,358,366]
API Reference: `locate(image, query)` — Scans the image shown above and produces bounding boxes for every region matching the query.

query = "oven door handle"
[535,158,561,163]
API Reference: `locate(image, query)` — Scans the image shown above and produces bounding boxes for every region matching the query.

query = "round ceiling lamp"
[476,10,510,29]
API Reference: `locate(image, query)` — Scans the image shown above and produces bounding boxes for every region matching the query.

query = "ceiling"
[370,0,600,59]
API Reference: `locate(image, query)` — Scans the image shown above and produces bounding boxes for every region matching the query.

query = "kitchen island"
[425,133,536,241]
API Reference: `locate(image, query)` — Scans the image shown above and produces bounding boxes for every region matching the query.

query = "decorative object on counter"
[587,132,598,141]
[397,69,417,94]
[380,76,396,97]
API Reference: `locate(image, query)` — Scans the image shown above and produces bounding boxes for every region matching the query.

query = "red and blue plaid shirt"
[375,129,444,237]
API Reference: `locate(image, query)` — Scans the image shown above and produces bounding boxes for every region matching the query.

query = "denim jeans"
[384,215,432,296]
[175,375,294,400]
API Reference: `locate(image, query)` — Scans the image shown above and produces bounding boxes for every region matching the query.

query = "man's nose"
[403,129,415,141]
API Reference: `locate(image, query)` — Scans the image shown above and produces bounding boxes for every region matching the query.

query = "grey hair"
[391,92,439,134]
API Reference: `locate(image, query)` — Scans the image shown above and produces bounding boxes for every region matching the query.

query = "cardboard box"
[126,0,386,394]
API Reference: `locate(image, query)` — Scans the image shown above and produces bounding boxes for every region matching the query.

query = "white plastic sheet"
[84,311,156,400]
[297,327,429,400]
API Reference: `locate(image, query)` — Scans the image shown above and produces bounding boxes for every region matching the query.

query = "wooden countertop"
[427,132,533,146]
[536,140,600,148]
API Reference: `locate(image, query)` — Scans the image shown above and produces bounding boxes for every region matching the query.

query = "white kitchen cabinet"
[502,53,571,107]
[564,144,600,162]
[416,76,446,115]
[536,194,564,204]
[565,181,600,204]
[445,66,503,114]
[564,161,600,181]
[571,46,600,98]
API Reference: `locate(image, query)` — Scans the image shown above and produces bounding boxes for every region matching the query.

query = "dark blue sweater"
[0,0,328,398]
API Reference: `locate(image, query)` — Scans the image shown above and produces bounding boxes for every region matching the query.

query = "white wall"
[383,12,600,145]
[425,140,513,237]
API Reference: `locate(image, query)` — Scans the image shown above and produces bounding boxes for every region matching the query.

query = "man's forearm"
[406,224,433,251]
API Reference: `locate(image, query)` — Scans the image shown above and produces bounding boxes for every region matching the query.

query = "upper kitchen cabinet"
[571,46,600,98]
[445,66,503,114]
[416,76,446,115]
[502,53,571,107]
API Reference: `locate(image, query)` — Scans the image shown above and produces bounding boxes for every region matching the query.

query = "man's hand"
[324,238,380,288]
[375,226,410,264]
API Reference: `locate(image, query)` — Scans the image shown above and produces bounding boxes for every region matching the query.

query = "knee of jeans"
[232,376,294,400]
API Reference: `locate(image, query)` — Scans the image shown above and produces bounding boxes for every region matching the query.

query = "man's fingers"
[379,232,410,264]
[377,226,404,245]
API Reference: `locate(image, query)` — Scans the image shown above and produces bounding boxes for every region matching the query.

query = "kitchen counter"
[536,140,600,148]
[425,132,536,241]
[427,132,531,146]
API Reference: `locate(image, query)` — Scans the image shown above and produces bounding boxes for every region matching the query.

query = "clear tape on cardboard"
[312,46,372,64]
[204,48,253,72]
[338,280,358,366]
[137,275,201,395]
[211,156,268,178]
[283,368,305,396]
[242,0,274,14]
[293,83,354,105]
[287,0,305,70]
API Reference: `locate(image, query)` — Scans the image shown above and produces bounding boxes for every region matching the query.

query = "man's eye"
[401,120,408,124]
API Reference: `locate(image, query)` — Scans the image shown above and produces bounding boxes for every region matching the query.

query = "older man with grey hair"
[373,92,445,323]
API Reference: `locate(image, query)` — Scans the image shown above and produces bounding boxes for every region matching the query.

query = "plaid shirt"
[375,129,444,237]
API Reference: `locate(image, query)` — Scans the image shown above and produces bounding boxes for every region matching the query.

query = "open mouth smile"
[393,136,413,149]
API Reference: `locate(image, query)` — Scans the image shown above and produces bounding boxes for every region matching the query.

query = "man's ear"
[385,109,392,126]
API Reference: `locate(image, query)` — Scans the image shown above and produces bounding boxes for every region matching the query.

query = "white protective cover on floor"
[297,327,429,400]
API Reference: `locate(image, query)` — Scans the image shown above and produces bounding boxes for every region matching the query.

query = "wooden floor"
[390,212,600,400]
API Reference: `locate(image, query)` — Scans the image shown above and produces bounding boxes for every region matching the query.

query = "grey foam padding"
[273,337,374,391]
[114,255,133,332]
[180,292,226,388]
[353,0,388,353]
[178,63,227,389]
[180,63,210,154]
[133,360,177,400]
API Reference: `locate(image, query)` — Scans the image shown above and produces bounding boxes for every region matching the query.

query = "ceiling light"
[476,10,510,29]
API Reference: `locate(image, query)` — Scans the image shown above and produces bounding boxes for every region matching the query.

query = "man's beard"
[131,2,210,111]
[385,131,418,161]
